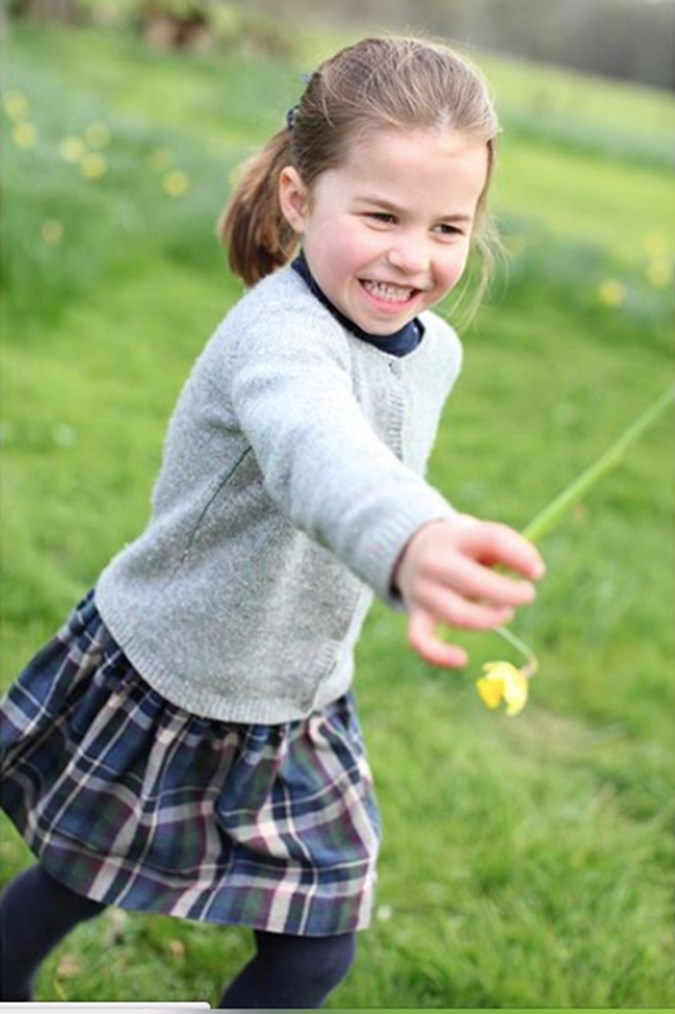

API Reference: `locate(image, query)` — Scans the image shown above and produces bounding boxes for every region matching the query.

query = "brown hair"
[219,36,501,308]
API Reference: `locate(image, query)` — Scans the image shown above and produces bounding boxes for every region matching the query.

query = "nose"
[385,239,430,277]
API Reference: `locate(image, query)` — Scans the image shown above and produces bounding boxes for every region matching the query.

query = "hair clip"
[285,72,313,131]
[286,106,298,131]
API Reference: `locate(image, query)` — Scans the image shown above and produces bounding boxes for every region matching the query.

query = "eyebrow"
[356,194,473,223]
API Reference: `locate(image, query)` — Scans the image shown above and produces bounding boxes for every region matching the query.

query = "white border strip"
[0,1005,211,1011]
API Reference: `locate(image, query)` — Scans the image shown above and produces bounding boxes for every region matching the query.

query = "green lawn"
[1,20,673,1009]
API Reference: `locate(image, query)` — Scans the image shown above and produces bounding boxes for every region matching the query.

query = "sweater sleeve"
[224,302,456,606]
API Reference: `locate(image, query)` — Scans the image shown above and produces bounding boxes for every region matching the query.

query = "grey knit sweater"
[95,266,462,723]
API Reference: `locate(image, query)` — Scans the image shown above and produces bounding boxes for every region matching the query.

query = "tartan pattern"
[0,593,381,936]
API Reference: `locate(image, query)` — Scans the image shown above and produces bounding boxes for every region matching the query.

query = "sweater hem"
[95,585,354,725]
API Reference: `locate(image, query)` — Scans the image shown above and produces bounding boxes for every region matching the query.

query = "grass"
[1,19,674,1009]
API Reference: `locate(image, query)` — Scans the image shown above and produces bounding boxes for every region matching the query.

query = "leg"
[0,863,107,1001]
[218,928,356,1009]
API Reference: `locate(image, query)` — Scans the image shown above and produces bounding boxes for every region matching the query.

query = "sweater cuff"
[362,494,457,610]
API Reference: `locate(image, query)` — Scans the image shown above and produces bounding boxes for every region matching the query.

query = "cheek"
[310,231,363,282]
[435,250,469,295]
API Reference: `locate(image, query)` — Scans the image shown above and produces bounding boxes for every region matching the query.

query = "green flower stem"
[522,385,674,544]
[494,624,539,678]
[493,385,673,678]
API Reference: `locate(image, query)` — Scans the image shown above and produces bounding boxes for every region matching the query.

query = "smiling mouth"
[360,279,420,304]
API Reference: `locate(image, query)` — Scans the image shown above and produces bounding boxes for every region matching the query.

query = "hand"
[393,514,546,668]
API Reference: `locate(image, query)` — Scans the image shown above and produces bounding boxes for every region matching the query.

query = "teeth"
[363,280,415,303]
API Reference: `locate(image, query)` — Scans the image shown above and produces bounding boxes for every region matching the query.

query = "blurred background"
[4,0,675,87]
[1,0,674,1008]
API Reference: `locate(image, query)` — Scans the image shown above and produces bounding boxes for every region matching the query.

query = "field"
[1,18,674,1008]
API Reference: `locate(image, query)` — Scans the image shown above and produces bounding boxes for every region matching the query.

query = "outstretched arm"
[394,515,546,668]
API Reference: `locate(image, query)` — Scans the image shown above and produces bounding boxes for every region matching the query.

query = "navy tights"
[0,863,355,1008]
[0,864,106,1001]
[217,928,355,1008]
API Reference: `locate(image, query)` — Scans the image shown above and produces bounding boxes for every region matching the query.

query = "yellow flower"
[597,279,626,307]
[476,661,529,717]
[84,122,111,148]
[162,169,190,197]
[12,121,37,148]
[41,219,64,246]
[59,135,85,163]
[149,147,172,171]
[646,260,671,290]
[3,90,29,120]
[80,152,108,180]
[643,232,668,259]
[503,235,526,258]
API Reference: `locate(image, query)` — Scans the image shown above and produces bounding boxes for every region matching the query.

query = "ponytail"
[218,129,298,287]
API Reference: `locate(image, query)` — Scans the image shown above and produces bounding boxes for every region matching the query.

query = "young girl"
[0,36,544,1008]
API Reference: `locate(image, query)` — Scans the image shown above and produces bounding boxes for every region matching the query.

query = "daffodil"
[3,90,29,120]
[477,662,529,716]
[475,624,537,716]
[597,279,626,307]
[84,122,111,148]
[162,169,190,197]
[41,219,64,246]
[149,147,172,171]
[646,260,671,290]
[504,235,526,258]
[80,152,108,180]
[474,385,674,717]
[12,121,37,148]
[60,136,85,163]
[643,232,668,259]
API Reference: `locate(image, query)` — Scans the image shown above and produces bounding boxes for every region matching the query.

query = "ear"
[279,166,310,234]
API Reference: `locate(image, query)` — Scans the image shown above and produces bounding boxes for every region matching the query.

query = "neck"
[291,251,423,356]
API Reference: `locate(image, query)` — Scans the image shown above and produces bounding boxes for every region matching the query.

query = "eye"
[366,211,397,225]
[434,222,465,237]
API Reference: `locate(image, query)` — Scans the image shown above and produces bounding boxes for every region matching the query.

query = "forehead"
[321,126,489,209]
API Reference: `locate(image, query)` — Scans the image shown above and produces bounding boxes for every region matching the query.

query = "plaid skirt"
[0,592,381,936]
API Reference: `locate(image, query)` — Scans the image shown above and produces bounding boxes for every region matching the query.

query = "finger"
[459,522,546,580]
[410,584,515,632]
[408,609,468,668]
[444,555,537,608]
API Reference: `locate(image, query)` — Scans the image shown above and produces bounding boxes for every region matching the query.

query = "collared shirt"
[291,251,424,357]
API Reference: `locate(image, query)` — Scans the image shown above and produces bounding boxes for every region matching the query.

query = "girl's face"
[279,127,488,335]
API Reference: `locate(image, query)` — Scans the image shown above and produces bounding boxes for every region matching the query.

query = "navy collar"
[291,252,423,358]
